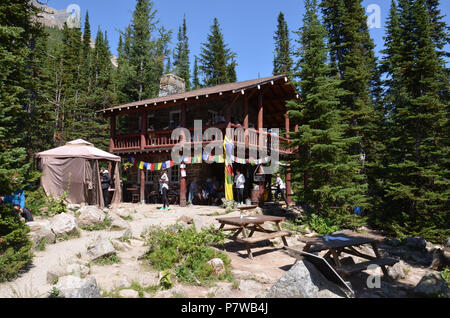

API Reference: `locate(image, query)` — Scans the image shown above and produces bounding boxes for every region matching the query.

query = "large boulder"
[87,236,116,261]
[54,275,101,298]
[404,237,427,251]
[414,272,450,298]
[263,260,348,298]
[27,221,56,248]
[77,206,106,227]
[50,213,78,236]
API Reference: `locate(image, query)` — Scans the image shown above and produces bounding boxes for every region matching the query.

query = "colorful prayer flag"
[139,161,144,170]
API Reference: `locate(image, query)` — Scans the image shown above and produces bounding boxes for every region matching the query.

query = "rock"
[238,279,266,296]
[27,221,56,248]
[207,258,225,276]
[388,238,401,247]
[231,270,273,284]
[430,249,450,271]
[119,289,140,298]
[50,213,78,236]
[387,261,407,280]
[253,207,263,215]
[264,260,348,298]
[446,237,450,249]
[110,217,129,230]
[77,206,106,227]
[177,215,193,224]
[87,236,116,261]
[66,264,90,277]
[112,208,132,218]
[332,230,353,235]
[404,237,427,251]
[114,276,131,289]
[47,267,67,284]
[129,239,144,247]
[111,239,132,251]
[414,272,450,298]
[54,275,101,298]
[425,241,437,253]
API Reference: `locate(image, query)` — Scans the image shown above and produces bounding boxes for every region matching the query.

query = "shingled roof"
[99,74,297,115]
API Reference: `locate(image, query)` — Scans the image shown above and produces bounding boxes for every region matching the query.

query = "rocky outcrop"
[77,206,106,227]
[387,260,408,280]
[414,272,450,298]
[27,221,56,248]
[263,260,348,298]
[87,236,116,261]
[50,213,78,236]
[54,275,101,298]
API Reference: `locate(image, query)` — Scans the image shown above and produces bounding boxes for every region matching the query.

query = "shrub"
[26,187,67,217]
[0,205,33,282]
[144,226,231,285]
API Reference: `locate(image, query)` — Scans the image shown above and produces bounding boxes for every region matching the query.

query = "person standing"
[273,173,289,206]
[100,168,111,207]
[234,169,245,205]
[159,169,170,210]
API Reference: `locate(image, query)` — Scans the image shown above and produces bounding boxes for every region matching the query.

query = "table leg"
[303,243,311,252]
[330,249,342,267]
[241,226,253,259]
[276,222,288,246]
[371,242,389,277]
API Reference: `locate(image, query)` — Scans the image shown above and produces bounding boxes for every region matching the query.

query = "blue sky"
[47,0,449,81]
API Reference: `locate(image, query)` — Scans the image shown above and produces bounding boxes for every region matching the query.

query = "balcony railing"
[111,125,294,154]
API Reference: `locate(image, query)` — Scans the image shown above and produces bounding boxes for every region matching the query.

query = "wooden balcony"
[111,125,294,155]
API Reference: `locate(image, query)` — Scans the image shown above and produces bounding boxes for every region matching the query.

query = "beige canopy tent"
[35,139,122,208]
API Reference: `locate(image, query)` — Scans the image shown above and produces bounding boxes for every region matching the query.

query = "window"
[147,113,155,131]
[170,110,181,128]
[208,110,218,125]
[170,165,180,183]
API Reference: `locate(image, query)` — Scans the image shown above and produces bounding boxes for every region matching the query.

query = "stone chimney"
[158,74,186,97]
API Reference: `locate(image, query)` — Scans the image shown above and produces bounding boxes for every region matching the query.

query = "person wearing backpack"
[100,168,112,208]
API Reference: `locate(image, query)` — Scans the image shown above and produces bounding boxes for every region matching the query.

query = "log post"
[140,111,147,150]
[243,94,249,147]
[140,158,145,203]
[109,115,116,153]
[257,91,264,207]
[179,104,187,207]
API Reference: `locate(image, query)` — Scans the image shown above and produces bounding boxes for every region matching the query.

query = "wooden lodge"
[100,74,299,207]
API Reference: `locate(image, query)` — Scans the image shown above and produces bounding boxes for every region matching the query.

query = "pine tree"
[380,0,449,242]
[199,18,237,86]
[192,55,201,90]
[273,12,293,76]
[287,0,366,227]
[0,0,40,282]
[173,15,191,90]
[117,0,171,102]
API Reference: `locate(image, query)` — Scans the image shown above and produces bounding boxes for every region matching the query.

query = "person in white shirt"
[272,173,288,206]
[234,169,245,205]
[159,169,170,210]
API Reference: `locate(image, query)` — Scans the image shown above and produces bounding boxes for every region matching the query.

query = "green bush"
[305,214,340,235]
[144,226,232,285]
[26,187,67,217]
[0,205,33,282]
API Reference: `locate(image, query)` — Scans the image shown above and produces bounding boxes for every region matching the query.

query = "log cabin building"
[99,74,299,207]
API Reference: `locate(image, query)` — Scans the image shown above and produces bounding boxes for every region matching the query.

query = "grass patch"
[91,253,121,266]
[80,218,112,232]
[143,225,233,286]
[57,230,80,242]
[36,238,49,251]
[120,215,133,221]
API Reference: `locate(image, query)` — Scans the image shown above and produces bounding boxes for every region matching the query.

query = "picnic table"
[216,215,292,259]
[296,232,398,277]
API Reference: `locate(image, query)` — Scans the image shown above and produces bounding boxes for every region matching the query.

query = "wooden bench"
[336,258,398,277]
[236,230,292,244]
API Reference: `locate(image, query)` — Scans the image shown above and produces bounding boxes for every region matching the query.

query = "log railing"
[111,127,294,154]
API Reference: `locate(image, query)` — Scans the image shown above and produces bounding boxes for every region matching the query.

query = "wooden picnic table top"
[298,232,385,251]
[216,215,285,226]
[237,205,258,211]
